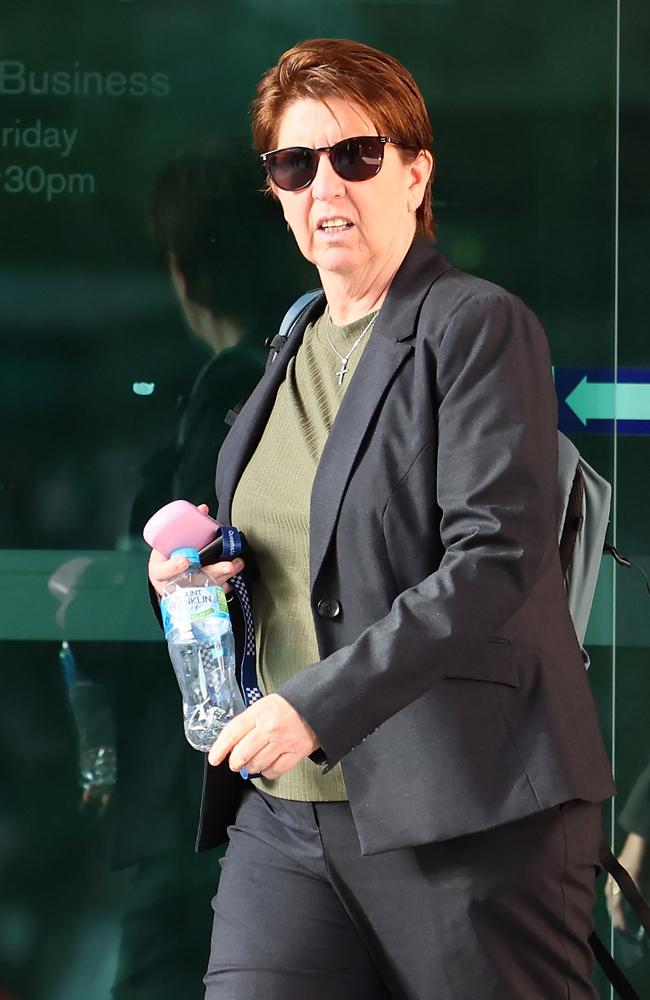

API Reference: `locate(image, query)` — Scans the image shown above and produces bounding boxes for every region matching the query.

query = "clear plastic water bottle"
[160,547,245,751]
[60,640,117,794]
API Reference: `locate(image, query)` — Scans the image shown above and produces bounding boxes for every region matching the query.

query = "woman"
[149,38,615,1000]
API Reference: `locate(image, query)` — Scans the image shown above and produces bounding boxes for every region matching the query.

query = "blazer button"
[317,598,341,619]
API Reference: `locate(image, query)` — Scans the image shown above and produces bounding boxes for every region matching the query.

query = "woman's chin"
[311,243,366,276]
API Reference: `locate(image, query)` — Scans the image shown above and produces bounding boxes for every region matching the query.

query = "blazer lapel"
[309,333,413,586]
[309,238,451,587]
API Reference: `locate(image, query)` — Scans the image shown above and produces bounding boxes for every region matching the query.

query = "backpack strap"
[587,839,650,1000]
[588,931,640,999]
[600,841,650,936]
[606,542,650,597]
[223,290,324,431]
[265,288,324,370]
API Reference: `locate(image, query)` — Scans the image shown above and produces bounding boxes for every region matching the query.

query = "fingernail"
[240,768,249,779]
[176,558,187,569]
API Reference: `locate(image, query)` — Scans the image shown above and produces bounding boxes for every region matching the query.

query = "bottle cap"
[171,547,201,566]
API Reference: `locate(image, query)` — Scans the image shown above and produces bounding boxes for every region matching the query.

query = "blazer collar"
[372,235,450,342]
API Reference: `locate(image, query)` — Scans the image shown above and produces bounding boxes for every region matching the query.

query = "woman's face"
[271,96,431,284]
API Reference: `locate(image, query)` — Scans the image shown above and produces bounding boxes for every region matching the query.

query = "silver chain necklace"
[325,312,377,385]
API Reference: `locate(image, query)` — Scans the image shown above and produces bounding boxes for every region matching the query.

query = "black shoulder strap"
[587,839,650,998]
[600,841,650,936]
[589,932,640,999]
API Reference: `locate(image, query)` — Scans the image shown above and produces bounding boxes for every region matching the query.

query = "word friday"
[1,119,78,158]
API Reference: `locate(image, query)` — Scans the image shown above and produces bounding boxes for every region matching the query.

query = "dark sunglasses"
[260,135,412,192]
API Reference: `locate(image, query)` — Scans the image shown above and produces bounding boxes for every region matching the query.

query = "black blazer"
[197,236,615,856]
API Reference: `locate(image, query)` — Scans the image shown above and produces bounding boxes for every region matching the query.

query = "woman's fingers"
[220,724,301,779]
[202,559,245,591]
[605,877,626,929]
[148,550,190,596]
[147,548,244,597]
[208,695,319,775]
[257,753,301,781]
[227,728,269,774]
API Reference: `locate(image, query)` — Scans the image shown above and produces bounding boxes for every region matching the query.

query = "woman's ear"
[407,149,434,215]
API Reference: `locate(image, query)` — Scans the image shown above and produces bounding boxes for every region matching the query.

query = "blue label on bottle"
[161,586,229,640]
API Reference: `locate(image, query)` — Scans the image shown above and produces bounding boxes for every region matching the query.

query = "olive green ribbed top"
[231,306,377,801]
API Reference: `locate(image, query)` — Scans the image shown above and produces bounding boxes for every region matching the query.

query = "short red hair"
[251,38,435,240]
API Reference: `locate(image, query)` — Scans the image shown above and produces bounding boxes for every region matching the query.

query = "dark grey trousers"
[204,787,601,1000]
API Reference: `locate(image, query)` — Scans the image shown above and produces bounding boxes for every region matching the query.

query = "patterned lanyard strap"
[218,524,264,706]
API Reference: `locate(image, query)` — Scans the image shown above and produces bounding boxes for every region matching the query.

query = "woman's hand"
[208,694,320,780]
[605,832,648,930]
[147,502,244,598]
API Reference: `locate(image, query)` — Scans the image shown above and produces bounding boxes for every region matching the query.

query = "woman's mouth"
[318,218,353,232]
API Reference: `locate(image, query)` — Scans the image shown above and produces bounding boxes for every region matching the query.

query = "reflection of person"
[135,147,270,513]
[606,762,650,932]
[149,39,615,999]
[75,149,267,1000]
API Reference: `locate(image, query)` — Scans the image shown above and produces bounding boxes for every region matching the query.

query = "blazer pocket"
[443,639,520,688]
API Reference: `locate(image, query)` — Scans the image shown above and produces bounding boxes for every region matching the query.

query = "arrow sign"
[555,368,650,435]
[565,377,650,425]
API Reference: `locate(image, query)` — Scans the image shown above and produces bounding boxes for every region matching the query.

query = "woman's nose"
[310,151,346,200]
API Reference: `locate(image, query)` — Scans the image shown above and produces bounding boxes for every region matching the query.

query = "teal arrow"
[565,376,650,425]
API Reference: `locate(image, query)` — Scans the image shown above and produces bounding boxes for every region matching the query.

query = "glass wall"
[1,2,647,996]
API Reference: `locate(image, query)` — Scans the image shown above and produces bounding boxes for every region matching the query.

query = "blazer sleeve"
[278,290,560,767]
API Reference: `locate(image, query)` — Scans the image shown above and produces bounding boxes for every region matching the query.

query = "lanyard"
[219,524,264,706]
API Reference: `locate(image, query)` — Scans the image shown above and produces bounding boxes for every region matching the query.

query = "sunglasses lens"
[332,137,384,181]
[267,147,317,191]
[265,137,388,190]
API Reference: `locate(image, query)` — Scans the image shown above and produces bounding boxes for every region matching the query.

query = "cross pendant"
[336,361,349,385]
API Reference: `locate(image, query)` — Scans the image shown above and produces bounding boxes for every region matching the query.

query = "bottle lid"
[171,547,201,566]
